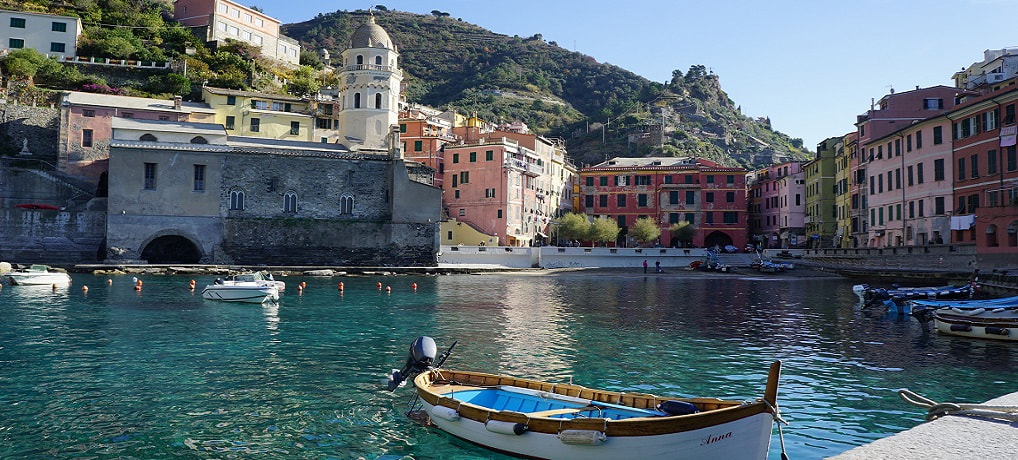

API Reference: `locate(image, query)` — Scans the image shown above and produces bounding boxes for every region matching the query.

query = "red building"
[579,157,748,248]
[948,84,1018,261]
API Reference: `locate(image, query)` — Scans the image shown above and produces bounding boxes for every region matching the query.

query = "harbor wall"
[0,207,106,263]
[439,246,755,269]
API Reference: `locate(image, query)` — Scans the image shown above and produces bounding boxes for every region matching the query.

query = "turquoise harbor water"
[2,272,1017,459]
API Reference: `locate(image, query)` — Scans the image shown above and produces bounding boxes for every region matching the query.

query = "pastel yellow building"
[202,87,313,141]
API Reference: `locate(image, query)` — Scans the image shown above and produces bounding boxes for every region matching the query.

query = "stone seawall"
[0,208,105,263]
[224,219,437,266]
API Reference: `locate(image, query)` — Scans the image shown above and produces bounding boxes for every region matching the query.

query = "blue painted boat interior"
[442,387,670,420]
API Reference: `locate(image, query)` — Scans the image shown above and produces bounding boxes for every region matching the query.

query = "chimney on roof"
[174,95,182,111]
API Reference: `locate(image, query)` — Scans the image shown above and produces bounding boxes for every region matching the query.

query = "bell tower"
[338,16,402,151]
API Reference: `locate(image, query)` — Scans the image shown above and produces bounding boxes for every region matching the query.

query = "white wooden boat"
[6,265,72,286]
[387,337,786,460]
[908,298,1018,341]
[201,277,279,303]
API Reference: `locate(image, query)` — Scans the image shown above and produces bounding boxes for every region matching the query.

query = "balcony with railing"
[343,64,403,78]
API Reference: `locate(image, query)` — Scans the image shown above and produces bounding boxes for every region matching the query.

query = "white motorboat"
[201,276,279,303]
[227,271,285,292]
[6,265,72,286]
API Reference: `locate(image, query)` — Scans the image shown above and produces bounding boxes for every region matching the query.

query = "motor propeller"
[387,336,456,391]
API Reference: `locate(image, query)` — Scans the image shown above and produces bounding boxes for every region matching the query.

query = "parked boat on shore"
[6,265,72,286]
[386,337,786,460]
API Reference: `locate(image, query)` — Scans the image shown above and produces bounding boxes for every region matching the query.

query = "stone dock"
[831,391,1018,459]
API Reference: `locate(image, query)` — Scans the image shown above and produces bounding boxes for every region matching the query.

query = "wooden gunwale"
[414,367,777,437]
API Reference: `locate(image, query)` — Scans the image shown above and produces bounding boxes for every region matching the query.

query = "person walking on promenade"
[655,260,662,273]
[643,260,648,273]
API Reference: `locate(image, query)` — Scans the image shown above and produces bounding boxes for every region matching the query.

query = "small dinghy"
[387,337,787,460]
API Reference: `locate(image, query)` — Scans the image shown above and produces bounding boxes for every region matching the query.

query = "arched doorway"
[703,231,733,250]
[141,235,202,264]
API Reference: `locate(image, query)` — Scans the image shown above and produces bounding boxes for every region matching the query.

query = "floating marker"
[338,282,345,291]
[411,282,418,290]
[82,285,88,293]
[106,279,113,285]
[385,286,392,293]
[377,281,382,290]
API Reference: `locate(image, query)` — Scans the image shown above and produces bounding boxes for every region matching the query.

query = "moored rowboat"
[388,337,786,459]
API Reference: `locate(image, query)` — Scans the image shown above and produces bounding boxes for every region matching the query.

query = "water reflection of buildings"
[433,276,576,378]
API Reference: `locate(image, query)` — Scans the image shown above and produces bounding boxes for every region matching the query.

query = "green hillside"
[0,1,811,168]
[285,9,811,168]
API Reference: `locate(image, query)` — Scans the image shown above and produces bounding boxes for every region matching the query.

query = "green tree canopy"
[630,217,661,246]
[555,212,590,243]
[588,216,620,246]
[669,221,696,247]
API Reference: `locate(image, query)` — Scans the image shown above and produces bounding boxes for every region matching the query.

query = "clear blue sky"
[254,0,1018,152]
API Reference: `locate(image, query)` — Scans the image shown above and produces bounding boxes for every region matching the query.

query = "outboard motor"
[387,336,457,391]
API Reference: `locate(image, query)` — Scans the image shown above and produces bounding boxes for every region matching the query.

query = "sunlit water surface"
[1,272,1016,459]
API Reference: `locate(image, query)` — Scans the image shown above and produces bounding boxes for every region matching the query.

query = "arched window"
[230,190,245,210]
[283,191,298,213]
[375,93,382,109]
[356,55,363,65]
[354,93,361,109]
[190,136,208,144]
[340,194,354,215]
[140,133,158,142]
[375,55,382,66]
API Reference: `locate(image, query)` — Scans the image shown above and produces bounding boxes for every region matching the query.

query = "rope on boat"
[898,389,1018,422]
[759,398,790,460]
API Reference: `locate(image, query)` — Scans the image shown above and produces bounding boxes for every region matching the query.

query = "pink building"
[58,91,216,180]
[442,137,545,247]
[750,161,805,248]
[854,86,957,246]
[865,116,954,247]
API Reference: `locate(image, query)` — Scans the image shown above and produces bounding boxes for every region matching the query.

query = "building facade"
[172,0,300,66]
[202,86,313,142]
[834,132,854,247]
[0,9,82,59]
[750,161,805,249]
[580,157,748,249]
[948,85,1018,257]
[58,91,216,180]
[805,137,838,247]
[105,118,440,265]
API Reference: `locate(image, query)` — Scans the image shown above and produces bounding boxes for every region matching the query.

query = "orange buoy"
[385,286,392,293]
[136,279,143,287]
[300,281,307,288]
[106,279,113,285]
[411,282,418,290]
[82,285,89,292]
[377,281,382,289]
[338,282,345,291]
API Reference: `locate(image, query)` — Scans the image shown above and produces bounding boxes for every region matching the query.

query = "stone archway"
[703,231,734,249]
[140,235,202,264]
